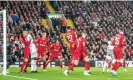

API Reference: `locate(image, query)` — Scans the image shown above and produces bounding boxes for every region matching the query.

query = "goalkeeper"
[6,35,21,73]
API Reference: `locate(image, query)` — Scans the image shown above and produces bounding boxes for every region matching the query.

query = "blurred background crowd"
[0,1,133,60]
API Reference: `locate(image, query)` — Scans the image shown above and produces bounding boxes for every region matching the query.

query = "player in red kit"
[66,26,77,67]
[64,34,82,76]
[111,28,126,76]
[66,27,77,55]
[36,32,50,71]
[43,39,63,71]
[80,32,91,75]
[20,31,31,72]
[64,32,91,76]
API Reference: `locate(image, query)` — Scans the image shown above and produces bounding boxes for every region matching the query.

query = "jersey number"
[115,36,120,45]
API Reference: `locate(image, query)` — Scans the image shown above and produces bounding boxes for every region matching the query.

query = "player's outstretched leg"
[102,61,108,74]
[84,62,91,75]
[31,58,37,73]
[20,58,29,73]
[43,60,50,72]
[42,55,48,72]
[111,60,122,76]
[83,57,91,75]
[6,56,14,73]
[59,61,63,70]
[122,61,127,72]
[58,56,63,70]
[64,60,78,76]
[107,62,111,72]
[111,61,118,76]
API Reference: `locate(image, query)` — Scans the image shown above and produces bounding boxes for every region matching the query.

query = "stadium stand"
[52,1,133,60]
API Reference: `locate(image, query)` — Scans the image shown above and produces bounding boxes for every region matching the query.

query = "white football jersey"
[27,34,37,58]
[106,45,114,58]
[106,41,115,61]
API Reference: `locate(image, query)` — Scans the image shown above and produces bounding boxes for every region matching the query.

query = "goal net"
[0,10,7,75]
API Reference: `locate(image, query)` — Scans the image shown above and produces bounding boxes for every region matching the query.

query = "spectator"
[61,17,67,33]
[11,13,19,25]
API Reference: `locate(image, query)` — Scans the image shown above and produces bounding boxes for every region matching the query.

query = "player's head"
[81,31,87,38]
[102,41,108,48]
[23,30,28,37]
[118,27,124,34]
[41,31,47,39]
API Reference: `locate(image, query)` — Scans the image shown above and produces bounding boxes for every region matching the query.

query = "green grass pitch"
[0,67,133,80]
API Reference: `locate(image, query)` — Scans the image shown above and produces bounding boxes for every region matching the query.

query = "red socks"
[114,62,121,71]
[108,62,111,69]
[23,62,29,71]
[60,64,63,69]
[43,61,46,70]
[20,62,27,72]
[60,62,63,69]
[112,62,122,71]
[112,62,117,71]
[85,62,90,71]
[43,61,49,70]
[68,63,76,70]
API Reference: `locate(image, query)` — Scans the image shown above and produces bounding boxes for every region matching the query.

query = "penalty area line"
[0,73,38,80]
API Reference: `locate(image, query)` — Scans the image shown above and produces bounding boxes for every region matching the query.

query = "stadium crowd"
[53,1,133,60]
[0,1,133,61]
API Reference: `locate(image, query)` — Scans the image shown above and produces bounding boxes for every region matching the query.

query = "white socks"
[31,60,37,71]
[102,62,108,72]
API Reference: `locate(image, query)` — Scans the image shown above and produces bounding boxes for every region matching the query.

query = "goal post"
[0,10,7,75]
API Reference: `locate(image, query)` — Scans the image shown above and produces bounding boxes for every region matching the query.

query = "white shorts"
[31,52,37,58]
[106,55,116,64]
[106,55,112,61]
[111,59,116,64]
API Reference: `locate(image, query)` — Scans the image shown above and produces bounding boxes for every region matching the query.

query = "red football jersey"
[36,37,49,52]
[22,36,31,47]
[79,37,87,54]
[22,36,31,58]
[50,43,62,54]
[66,30,77,43]
[74,39,82,53]
[112,33,126,48]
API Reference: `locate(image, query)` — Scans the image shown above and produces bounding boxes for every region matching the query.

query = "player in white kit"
[102,41,115,74]
[27,32,38,72]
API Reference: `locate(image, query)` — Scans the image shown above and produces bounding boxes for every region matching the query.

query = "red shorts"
[70,42,75,54]
[82,52,88,58]
[72,52,81,60]
[24,53,30,58]
[49,54,60,60]
[114,47,123,59]
[24,47,30,58]
[38,50,46,57]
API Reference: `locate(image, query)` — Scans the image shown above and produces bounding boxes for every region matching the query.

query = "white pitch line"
[0,73,38,80]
